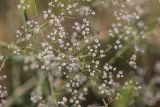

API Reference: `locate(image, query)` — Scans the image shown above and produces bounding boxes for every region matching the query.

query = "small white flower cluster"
[43,9,62,26]
[123,81,141,90]
[30,90,43,103]
[58,87,88,107]
[79,6,96,16]
[129,54,137,69]
[61,56,81,77]
[0,85,8,106]
[16,26,33,41]
[108,23,131,50]
[86,39,102,58]
[66,74,87,92]
[97,83,114,95]
[72,19,91,36]
[8,45,20,55]
[108,1,146,56]
[27,20,40,34]
[114,5,140,23]
[113,80,142,100]
[0,85,8,99]
[134,45,145,53]
[17,0,30,10]
[97,63,124,97]
[23,56,39,71]
[38,42,58,70]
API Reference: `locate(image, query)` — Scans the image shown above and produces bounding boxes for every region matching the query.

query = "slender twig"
[0,57,7,71]
[48,73,58,107]
[34,0,38,17]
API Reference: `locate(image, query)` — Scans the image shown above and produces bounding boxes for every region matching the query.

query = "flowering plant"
[0,0,160,107]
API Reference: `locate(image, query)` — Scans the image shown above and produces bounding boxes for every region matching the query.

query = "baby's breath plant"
[0,0,157,107]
